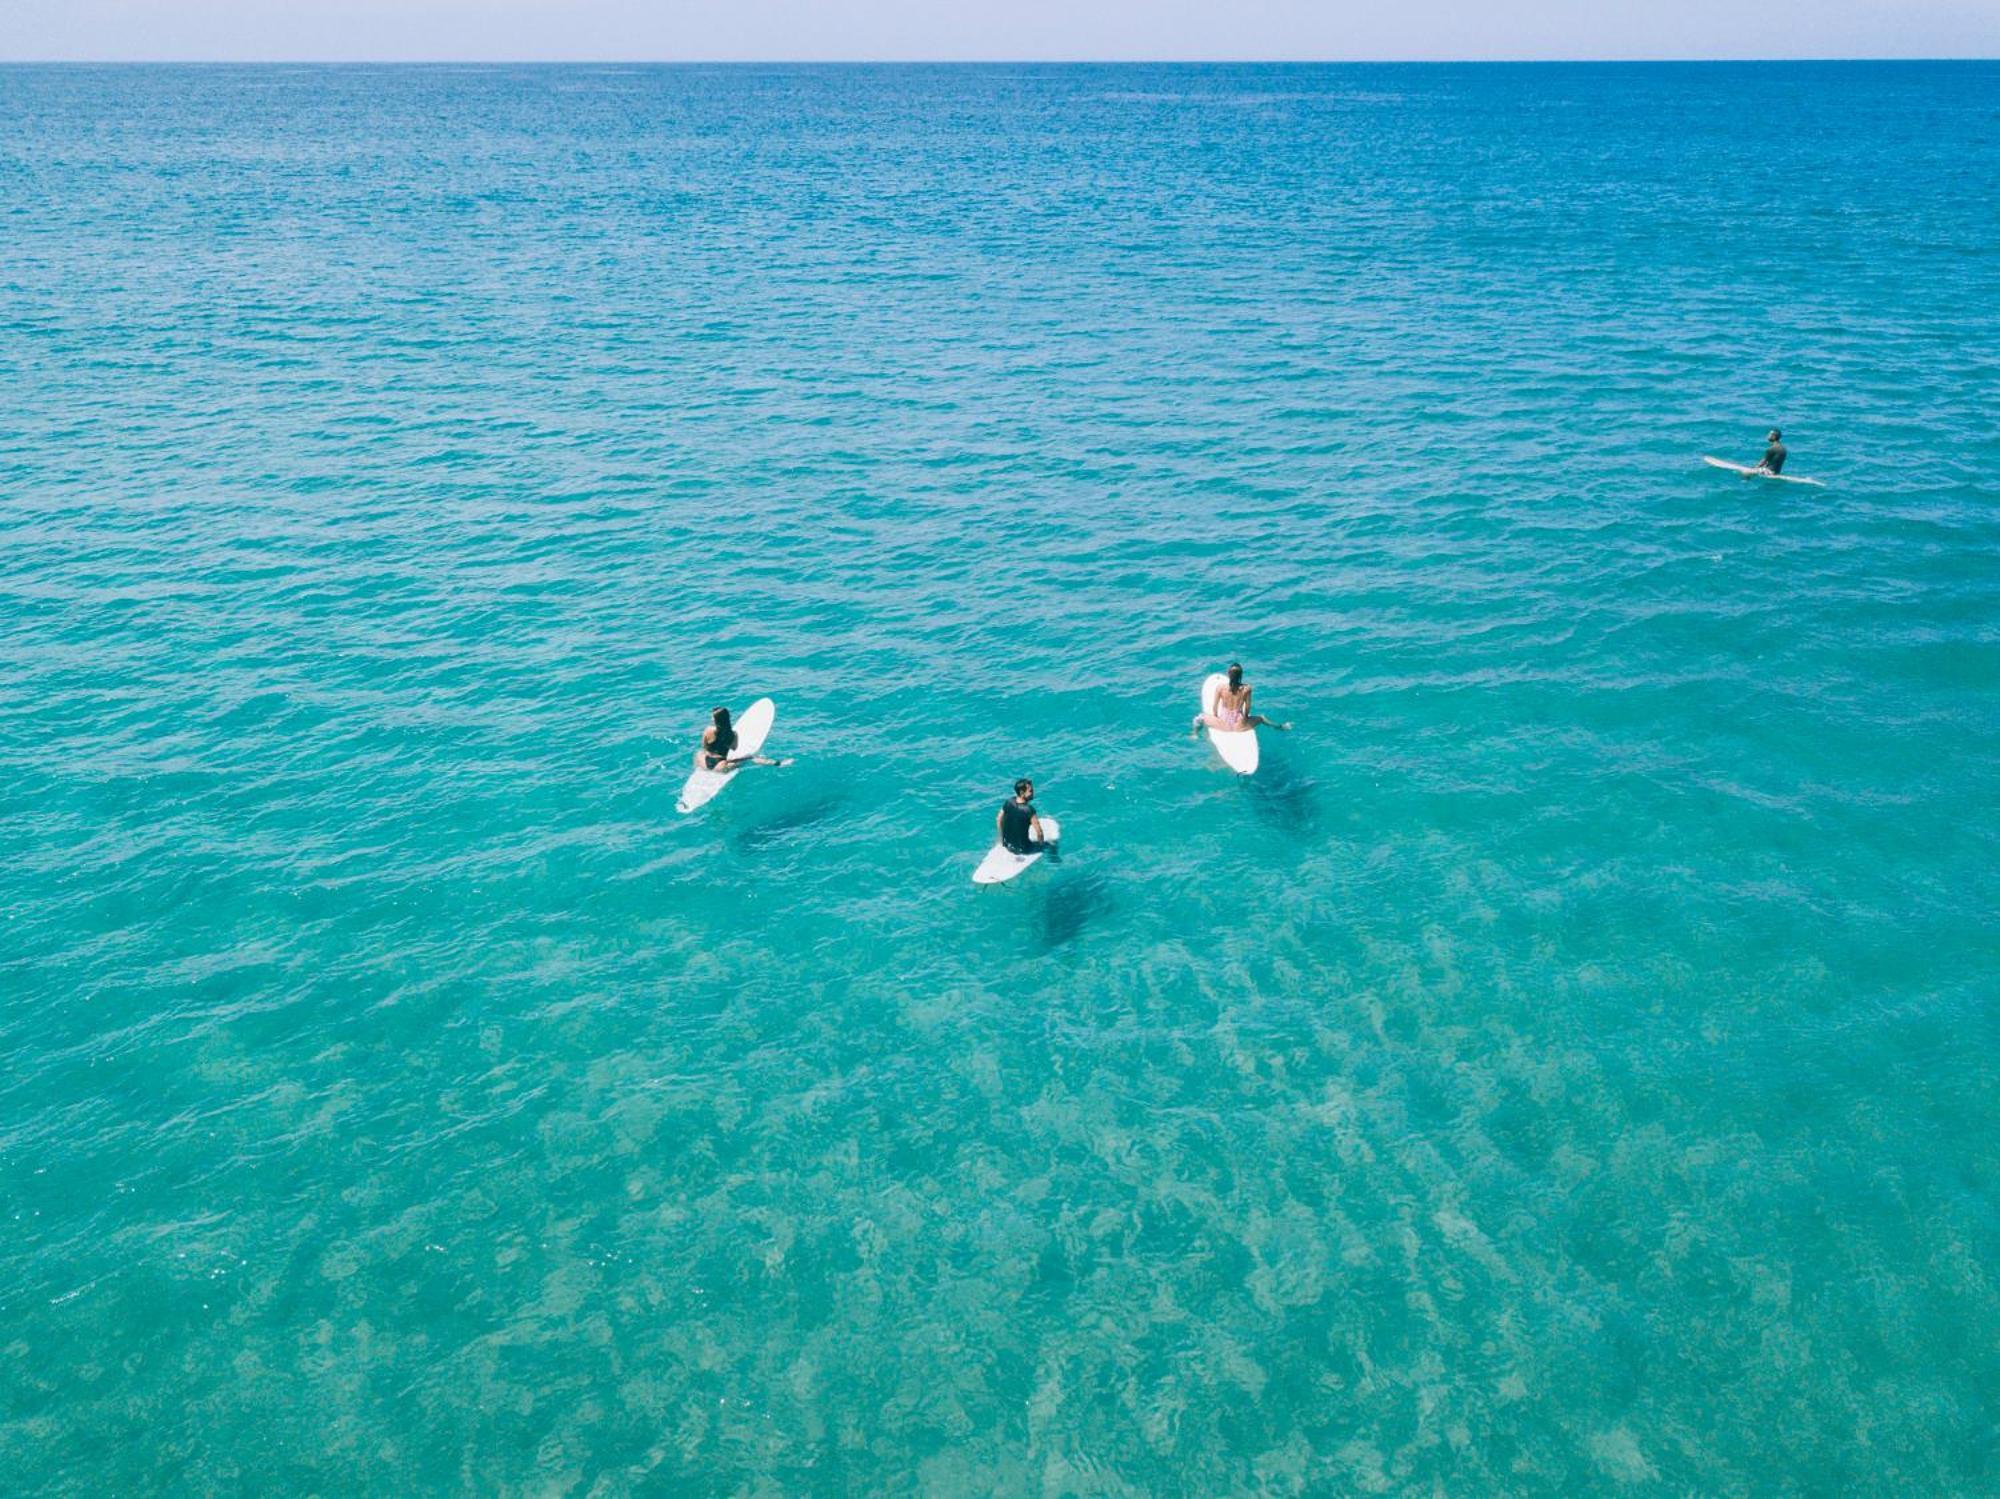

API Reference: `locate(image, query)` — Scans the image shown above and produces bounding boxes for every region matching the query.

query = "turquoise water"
[4,61,1998,1493]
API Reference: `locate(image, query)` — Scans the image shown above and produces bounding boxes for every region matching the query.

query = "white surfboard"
[1702,456,1824,488]
[1201,673,1260,775]
[676,697,776,813]
[973,815,1061,886]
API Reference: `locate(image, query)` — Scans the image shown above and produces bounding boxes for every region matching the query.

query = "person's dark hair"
[711,706,736,758]
[1014,778,1033,797]
[1227,662,1243,688]
[1768,429,1782,441]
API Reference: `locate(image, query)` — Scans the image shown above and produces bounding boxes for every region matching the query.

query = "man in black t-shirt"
[998,778,1058,860]
[1757,429,1788,475]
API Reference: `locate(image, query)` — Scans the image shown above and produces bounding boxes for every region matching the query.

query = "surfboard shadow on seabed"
[1242,761,1322,838]
[729,791,852,854]
[1032,869,1117,952]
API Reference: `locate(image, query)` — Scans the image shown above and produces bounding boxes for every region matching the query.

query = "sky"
[4,0,1997,62]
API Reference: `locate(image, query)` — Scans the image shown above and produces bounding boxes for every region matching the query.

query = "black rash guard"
[1000,799,1037,854]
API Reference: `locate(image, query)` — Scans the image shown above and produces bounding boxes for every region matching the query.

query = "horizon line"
[4,55,1997,66]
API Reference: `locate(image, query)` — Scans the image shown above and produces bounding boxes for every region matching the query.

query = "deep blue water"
[3,62,1998,1494]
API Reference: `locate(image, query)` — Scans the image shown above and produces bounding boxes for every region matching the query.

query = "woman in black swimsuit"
[694,706,786,773]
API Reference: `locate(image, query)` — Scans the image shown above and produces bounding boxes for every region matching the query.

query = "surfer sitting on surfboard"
[998,779,1059,861]
[696,705,787,772]
[1755,429,1788,476]
[1190,663,1291,737]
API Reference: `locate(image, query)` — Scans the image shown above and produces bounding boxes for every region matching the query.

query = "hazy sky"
[6,0,1997,62]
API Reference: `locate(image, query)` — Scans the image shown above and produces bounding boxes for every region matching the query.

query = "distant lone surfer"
[1754,429,1788,476]
[998,778,1058,861]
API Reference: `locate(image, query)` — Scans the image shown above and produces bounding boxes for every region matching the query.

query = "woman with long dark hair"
[695,705,786,772]
[1192,662,1291,736]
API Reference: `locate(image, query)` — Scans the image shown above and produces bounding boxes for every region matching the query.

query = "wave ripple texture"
[3,63,1998,1495]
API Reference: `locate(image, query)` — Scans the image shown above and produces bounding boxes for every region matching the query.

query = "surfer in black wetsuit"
[1756,429,1787,475]
[997,779,1058,861]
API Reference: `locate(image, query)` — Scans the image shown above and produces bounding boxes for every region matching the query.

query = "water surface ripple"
[3,62,1998,1495]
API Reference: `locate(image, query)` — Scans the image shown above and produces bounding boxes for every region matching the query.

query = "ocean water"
[3,61,1998,1494]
